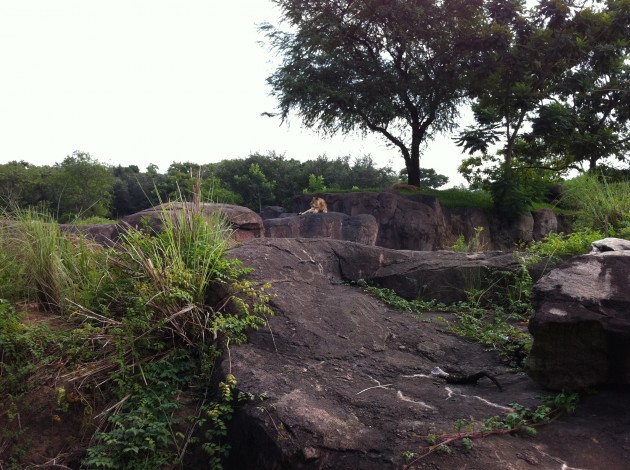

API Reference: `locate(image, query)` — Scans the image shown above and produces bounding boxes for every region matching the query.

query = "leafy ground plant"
[449,226,487,253]
[526,229,605,266]
[403,391,580,468]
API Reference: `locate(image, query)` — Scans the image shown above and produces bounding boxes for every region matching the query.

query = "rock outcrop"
[220,238,629,469]
[447,206,493,249]
[222,239,525,469]
[527,246,630,390]
[64,191,568,252]
[263,212,379,246]
[121,202,264,242]
[532,209,558,241]
[292,192,455,251]
[60,223,119,247]
[291,192,564,251]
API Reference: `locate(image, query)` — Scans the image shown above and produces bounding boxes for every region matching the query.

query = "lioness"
[299,196,328,215]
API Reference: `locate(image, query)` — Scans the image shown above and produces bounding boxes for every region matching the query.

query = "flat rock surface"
[222,238,630,469]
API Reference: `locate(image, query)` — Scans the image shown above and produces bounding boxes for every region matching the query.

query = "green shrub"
[527,229,605,262]
[490,168,535,221]
[77,202,273,469]
[1,200,273,468]
[106,203,271,348]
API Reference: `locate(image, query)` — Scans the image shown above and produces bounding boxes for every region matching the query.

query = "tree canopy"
[457,0,630,179]
[263,0,488,186]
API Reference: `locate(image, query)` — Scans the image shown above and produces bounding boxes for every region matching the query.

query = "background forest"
[0,151,446,222]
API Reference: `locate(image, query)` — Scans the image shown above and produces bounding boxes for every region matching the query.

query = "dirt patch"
[0,307,102,468]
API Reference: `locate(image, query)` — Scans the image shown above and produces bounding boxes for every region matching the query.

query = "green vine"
[403,392,579,468]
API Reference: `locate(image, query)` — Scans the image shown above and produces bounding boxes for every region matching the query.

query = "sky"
[0,0,470,186]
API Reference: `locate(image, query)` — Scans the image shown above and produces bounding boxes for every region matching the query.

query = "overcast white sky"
[1,0,470,186]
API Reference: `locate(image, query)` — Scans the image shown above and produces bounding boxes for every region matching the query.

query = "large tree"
[263,0,487,186]
[456,0,630,176]
[45,152,114,221]
[528,0,630,172]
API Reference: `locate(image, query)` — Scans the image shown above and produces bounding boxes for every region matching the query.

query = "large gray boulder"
[263,212,379,246]
[527,250,630,390]
[292,192,454,250]
[221,239,523,469]
[590,237,630,253]
[121,202,264,242]
[363,250,523,304]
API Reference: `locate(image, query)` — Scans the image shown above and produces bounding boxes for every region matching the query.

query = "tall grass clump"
[105,202,271,349]
[0,207,105,312]
[422,187,493,210]
[561,173,630,234]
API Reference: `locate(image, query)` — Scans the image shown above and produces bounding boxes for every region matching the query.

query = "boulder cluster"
[63,193,629,468]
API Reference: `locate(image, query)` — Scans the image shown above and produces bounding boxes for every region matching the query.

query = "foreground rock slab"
[221,238,629,469]
[528,250,630,390]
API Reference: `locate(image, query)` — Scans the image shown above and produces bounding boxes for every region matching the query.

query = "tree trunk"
[406,140,421,186]
[405,136,421,186]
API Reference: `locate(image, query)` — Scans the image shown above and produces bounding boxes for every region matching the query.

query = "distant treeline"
[0,151,449,221]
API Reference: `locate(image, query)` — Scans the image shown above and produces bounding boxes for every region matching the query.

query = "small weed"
[403,392,580,468]
[437,444,452,455]
[461,437,474,451]
[402,450,418,463]
[450,226,487,252]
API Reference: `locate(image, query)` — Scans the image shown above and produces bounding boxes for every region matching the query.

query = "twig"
[357,374,394,395]
[225,337,232,376]
[65,299,122,326]
[95,394,131,420]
